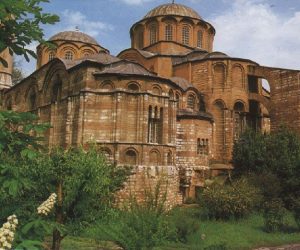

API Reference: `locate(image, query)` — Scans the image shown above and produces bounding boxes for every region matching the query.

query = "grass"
[59,206,300,250]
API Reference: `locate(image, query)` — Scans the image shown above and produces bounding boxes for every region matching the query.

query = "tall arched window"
[49,52,55,61]
[165,24,173,41]
[65,51,73,60]
[148,106,163,143]
[138,30,144,49]
[182,25,190,45]
[149,25,157,45]
[187,94,196,110]
[175,93,180,108]
[51,81,62,103]
[29,90,37,110]
[234,102,245,140]
[197,30,203,48]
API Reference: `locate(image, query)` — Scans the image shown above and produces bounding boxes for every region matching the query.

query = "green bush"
[292,198,300,230]
[263,199,286,232]
[201,179,262,220]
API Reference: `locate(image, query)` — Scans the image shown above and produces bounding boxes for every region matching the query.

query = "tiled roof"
[49,31,99,45]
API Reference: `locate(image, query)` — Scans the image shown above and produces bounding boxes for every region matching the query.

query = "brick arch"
[213,63,226,89]
[232,64,245,89]
[127,81,140,91]
[124,147,139,165]
[149,149,161,166]
[100,80,115,90]
[25,84,39,110]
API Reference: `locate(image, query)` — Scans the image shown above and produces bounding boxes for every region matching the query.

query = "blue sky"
[20,0,300,75]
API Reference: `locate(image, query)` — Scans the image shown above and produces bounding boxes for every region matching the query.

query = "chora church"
[1,2,300,207]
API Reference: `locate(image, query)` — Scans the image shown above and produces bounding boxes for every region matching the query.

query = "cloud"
[211,0,300,70]
[58,10,114,37]
[117,0,152,5]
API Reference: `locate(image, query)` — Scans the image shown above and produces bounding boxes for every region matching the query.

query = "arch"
[197,30,203,48]
[5,96,13,110]
[101,80,114,90]
[25,85,38,110]
[127,82,140,92]
[51,75,63,103]
[149,149,161,166]
[168,89,174,100]
[99,147,113,162]
[232,64,245,88]
[149,23,158,45]
[187,93,196,110]
[124,148,138,165]
[212,100,226,160]
[64,51,73,60]
[175,92,181,108]
[48,51,55,61]
[167,151,173,165]
[182,24,191,45]
[148,105,163,143]
[233,101,246,140]
[165,23,173,41]
[81,49,94,58]
[152,85,161,95]
[213,63,226,88]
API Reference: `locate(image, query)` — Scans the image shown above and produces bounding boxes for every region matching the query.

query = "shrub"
[292,198,300,230]
[201,179,262,220]
[263,199,286,232]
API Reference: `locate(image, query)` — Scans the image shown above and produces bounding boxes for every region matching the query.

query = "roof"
[144,3,202,20]
[170,77,193,90]
[49,31,99,46]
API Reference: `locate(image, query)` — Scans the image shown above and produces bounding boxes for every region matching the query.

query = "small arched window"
[125,150,137,165]
[182,25,190,45]
[138,30,144,49]
[187,94,196,110]
[49,52,55,61]
[29,91,37,110]
[149,25,157,45]
[128,83,139,92]
[197,30,203,48]
[176,93,180,108]
[165,24,173,41]
[65,51,73,60]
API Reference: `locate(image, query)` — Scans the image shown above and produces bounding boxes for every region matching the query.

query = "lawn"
[61,206,300,250]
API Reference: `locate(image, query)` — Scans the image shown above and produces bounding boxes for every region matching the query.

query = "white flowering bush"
[0,214,18,250]
[37,193,57,216]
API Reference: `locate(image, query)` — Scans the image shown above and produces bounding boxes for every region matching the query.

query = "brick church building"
[1,3,300,206]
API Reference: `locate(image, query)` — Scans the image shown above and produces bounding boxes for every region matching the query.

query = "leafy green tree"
[0,0,59,66]
[232,129,268,176]
[12,59,25,85]
[35,147,131,250]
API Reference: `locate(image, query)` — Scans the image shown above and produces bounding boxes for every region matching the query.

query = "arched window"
[64,51,73,60]
[138,30,144,49]
[49,52,55,61]
[234,102,245,140]
[165,24,173,41]
[187,94,196,110]
[6,97,12,110]
[101,81,113,90]
[152,86,161,95]
[29,91,37,110]
[175,93,180,108]
[125,149,137,165]
[51,81,62,103]
[197,30,203,48]
[182,25,190,45]
[128,83,139,92]
[148,106,163,143]
[149,25,157,45]
[167,151,173,165]
[168,90,174,100]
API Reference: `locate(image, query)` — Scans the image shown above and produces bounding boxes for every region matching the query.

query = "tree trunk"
[52,181,63,250]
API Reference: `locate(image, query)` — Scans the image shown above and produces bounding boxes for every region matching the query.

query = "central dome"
[144,3,202,20]
[49,31,99,46]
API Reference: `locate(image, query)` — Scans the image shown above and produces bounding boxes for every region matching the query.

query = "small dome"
[49,31,99,45]
[144,3,202,20]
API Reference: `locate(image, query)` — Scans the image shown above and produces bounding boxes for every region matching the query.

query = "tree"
[12,60,25,85]
[0,0,59,66]
[34,147,131,250]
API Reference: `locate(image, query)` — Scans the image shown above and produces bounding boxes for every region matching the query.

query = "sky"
[20,0,300,76]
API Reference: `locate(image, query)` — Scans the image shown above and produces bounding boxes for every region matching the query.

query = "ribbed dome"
[144,3,202,20]
[49,31,99,45]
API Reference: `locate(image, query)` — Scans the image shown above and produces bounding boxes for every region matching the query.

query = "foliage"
[291,198,300,230]
[0,111,49,157]
[232,129,268,176]
[263,199,287,233]
[201,178,262,220]
[232,127,300,206]
[0,0,59,66]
